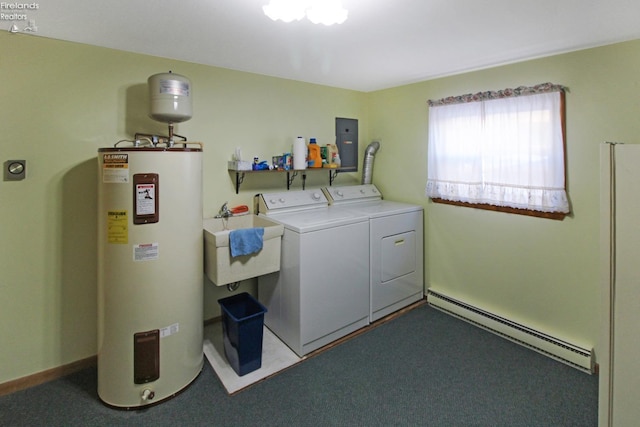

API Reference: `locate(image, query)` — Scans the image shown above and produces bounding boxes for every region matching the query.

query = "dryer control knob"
[279,198,286,203]
[360,189,365,194]
[337,191,344,197]
[312,192,321,200]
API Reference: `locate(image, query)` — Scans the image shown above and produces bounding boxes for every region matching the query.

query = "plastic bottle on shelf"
[307,138,322,168]
[332,152,341,168]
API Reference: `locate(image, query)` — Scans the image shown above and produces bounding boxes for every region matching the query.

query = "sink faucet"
[215,202,233,218]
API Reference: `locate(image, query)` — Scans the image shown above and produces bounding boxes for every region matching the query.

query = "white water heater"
[97,145,203,408]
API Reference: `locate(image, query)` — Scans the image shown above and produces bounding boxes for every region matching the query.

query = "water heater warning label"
[134,242,159,262]
[136,183,156,215]
[160,323,179,338]
[107,210,128,244]
[102,153,129,183]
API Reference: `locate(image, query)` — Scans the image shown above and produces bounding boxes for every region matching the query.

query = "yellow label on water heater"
[107,210,128,244]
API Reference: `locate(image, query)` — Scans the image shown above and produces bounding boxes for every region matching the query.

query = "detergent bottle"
[307,138,322,168]
[326,144,339,165]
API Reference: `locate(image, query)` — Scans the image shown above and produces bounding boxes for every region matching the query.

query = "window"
[426,83,569,219]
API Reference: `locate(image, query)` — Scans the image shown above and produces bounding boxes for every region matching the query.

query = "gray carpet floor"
[0,305,598,426]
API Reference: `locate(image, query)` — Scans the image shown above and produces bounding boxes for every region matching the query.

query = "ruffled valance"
[427,82,566,107]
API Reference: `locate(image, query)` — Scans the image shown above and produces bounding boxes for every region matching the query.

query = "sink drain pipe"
[361,141,380,185]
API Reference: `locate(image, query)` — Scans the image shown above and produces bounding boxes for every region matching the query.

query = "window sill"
[430,198,567,220]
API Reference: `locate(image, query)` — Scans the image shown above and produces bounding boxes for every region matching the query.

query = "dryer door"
[381,231,416,282]
[370,210,424,321]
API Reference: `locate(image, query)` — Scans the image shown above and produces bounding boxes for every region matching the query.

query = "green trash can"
[218,292,268,376]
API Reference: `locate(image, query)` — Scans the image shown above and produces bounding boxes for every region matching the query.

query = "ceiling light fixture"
[263,0,348,26]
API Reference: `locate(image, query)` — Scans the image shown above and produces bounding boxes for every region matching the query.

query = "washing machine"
[324,184,424,322]
[256,189,370,357]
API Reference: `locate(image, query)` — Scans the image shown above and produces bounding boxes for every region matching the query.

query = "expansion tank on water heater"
[97,145,203,408]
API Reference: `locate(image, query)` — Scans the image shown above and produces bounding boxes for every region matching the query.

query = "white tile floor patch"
[203,323,302,394]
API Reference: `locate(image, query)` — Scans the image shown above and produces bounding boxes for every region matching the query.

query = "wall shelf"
[228,168,345,194]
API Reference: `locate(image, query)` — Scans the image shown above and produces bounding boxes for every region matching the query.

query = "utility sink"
[203,215,284,286]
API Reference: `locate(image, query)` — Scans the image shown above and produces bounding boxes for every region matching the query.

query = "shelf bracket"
[234,172,245,194]
[329,170,339,186]
[286,170,298,190]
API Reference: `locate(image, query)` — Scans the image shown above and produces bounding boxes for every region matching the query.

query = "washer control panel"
[258,189,328,213]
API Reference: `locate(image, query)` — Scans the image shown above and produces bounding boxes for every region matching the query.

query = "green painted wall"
[0,32,365,384]
[368,39,640,353]
[2,29,639,386]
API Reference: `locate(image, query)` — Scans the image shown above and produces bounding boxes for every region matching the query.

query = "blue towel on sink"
[229,227,264,257]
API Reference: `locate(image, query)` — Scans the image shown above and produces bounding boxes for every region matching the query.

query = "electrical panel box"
[336,118,358,171]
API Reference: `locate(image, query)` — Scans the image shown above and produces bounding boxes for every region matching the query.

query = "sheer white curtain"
[426,87,569,213]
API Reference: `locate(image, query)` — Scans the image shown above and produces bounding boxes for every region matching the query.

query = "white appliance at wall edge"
[600,142,640,426]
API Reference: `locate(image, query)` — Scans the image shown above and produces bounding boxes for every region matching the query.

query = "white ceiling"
[13,0,640,92]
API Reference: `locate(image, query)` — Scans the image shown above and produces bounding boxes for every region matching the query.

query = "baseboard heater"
[426,290,594,374]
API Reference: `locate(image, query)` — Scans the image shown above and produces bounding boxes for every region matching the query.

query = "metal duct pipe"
[361,141,381,184]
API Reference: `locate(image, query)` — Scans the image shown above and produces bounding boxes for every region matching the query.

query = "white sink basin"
[203,215,284,286]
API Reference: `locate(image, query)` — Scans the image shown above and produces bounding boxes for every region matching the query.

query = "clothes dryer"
[324,184,424,322]
[256,190,370,357]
